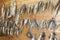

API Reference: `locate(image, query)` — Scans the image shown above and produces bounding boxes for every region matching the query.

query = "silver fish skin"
[9,1,13,15]
[2,4,6,19]
[13,0,17,16]
[33,3,39,15]
[14,12,20,25]
[7,8,11,18]
[20,4,26,14]
[26,19,31,27]
[9,0,17,17]
[48,18,56,30]
[13,24,20,36]
[31,35,36,40]
[7,27,10,35]
[27,5,34,14]
[31,19,39,28]
[49,32,59,40]
[26,30,33,38]
[9,27,14,36]
[21,19,29,26]
[2,27,5,34]
[38,1,44,12]
[44,0,51,10]
[55,4,60,16]
[39,20,47,30]
[38,32,46,40]
[55,0,60,9]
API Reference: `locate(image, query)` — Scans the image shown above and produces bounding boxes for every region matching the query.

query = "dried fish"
[33,3,39,15]
[21,19,29,26]
[13,0,17,8]
[8,21,15,36]
[23,19,28,26]
[55,4,60,16]
[1,3,6,19]
[26,30,33,38]
[9,1,13,16]
[7,8,11,18]
[48,18,56,31]
[14,26,20,36]
[0,27,2,35]
[38,32,46,40]
[13,0,17,16]
[38,1,44,12]
[27,5,34,14]
[20,19,28,33]
[55,0,60,9]
[31,19,39,28]
[25,19,31,27]
[2,27,5,34]
[9,27,14,36]
[49,32,59,40]
[31,35,36,40]
[39,20,47,30]
[9,0,17,17]
[7,27,10,35]
[44,0,51,10]
[7,21,13,35]
[20,4,26,14]
[0,23,2,34]
[14,12,20,25]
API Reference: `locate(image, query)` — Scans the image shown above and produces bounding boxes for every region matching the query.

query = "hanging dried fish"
[9,23,15,36]
[31,35,36,40]
[27,5,34,14]
[2,27,5,34]
[20,4,26,14]
[14,25,20,36]
[20,19,30,33]
[9,0,17,18]
[6,21,13,35]
[1,3,6,20]
[31,19,39,28]
[25,19,31,27]
[44,0,51,10]
[26,19,33,32]
[9,1,13,17]
[48,18,56,31]
[38,32,46,40]
[38,1,44,12]
[14,11,20,25]
[7,27,10,35]
[13,0,17,17]
[55,0,60,9]
[26,30,33,38]
[23,19,28,26]
[0,27,2,35]
[33,3,39,15]
[0,23,2,35]
[9,27,14,36]
[55,4,60,17]
[21,19,29,26]
[39,20,47,30]
[49,32,59,40]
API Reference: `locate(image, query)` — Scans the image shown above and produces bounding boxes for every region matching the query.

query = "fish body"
[31,19,39,28]
[33,3,39,15]
[39,20,47,30]
[48,18,56,30]
[49,32,59,40]
[38,32,46,40]
[20,4,26,14]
